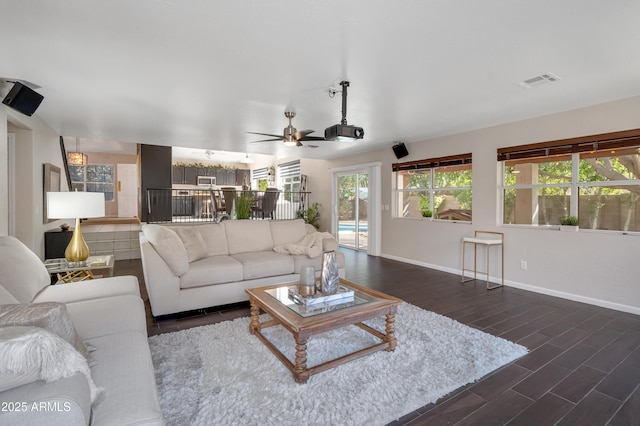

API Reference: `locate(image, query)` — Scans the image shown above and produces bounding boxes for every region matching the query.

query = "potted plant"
[559,215,579,231]
[235,192,253,219]
[297,202,321,230]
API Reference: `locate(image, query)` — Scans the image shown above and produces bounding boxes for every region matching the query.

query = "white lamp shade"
[47,192,106,219]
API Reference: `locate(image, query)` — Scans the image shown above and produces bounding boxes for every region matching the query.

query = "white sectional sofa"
[0,236,164,426]
[139,219,345,317]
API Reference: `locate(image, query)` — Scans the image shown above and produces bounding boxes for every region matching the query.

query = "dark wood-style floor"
[115,249,640,426]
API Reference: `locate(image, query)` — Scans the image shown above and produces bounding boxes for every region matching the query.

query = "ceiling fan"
[248,111,324,147]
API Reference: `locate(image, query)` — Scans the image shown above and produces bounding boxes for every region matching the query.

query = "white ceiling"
[3,0,640,160]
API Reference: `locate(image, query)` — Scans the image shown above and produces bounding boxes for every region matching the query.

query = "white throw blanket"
[0,326,102,403]
[273,232,333,258]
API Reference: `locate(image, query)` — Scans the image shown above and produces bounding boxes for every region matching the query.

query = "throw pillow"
[171,227,208,263]
[0,326,102,403]
[142,224,189,276]
[0,302,94,365]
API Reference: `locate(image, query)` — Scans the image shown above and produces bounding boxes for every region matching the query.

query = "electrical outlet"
[520,260,527,270]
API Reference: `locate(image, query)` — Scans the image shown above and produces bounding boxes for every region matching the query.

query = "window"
[393,153,472,221]
[69,164,115,201]
[499,128,640,231]
[278,160,301,202]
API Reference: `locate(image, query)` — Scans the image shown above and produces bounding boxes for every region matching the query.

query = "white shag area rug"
[149,303,527,426]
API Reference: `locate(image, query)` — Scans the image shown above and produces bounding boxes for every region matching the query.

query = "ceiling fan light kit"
[324,80,364,142]
[248,80,364,147]
[249,110,324,147]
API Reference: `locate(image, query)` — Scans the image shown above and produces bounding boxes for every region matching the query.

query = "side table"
[44,255,115,284]
[461,230,504,290]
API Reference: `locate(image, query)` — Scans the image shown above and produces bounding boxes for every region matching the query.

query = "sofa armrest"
[0,373,91,426]
[66,294,148,339]
[322,236,339,252]
[33,276,140,304]
[140,234,181,317]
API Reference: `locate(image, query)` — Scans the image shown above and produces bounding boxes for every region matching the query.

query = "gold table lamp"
[46,191,106,263]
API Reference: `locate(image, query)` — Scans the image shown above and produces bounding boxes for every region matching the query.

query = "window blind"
[252,167,269,180]
[278,160,300,178]
[497,128,640,161]
[392,153,472,172]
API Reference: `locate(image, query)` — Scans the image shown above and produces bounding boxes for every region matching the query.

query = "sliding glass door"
[337,172,368,251]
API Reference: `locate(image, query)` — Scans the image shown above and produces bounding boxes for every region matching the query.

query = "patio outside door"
[336,172,368,251]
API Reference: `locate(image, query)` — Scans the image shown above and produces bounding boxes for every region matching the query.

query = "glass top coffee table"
[245,278,402,383]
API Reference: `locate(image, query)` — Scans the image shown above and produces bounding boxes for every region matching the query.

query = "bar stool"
[461,230,504,290]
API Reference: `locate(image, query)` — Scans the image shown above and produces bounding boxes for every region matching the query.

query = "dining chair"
[252,188,280,219]
[210,189,227,219]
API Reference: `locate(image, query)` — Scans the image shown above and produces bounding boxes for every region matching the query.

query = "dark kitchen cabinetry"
[215,168,240,186]
[172,196,193,216]
[236,169,250,187]
[197,167,216,177]
[172,166,198,185]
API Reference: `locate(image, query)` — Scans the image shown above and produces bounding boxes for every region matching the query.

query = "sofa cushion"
[0,372,91,425]
[269,219,308,246]
[0,302,93,364]
[231,251,295,280]
[86,332,164,426]
[292,251,345,273]
[224,220,274,254]
[0,236,51,303]
[180,256,244,289]
[198,223,229,256]
[170,226,208,263]
[0,368,40,393]
[142,224,189,276]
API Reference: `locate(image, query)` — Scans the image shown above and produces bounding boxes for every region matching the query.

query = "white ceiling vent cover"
[517,73,562,89]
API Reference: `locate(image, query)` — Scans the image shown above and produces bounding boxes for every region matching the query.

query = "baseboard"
[379,252,640,316]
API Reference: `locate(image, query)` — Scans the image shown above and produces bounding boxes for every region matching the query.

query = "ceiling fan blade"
[250,138,283,143]
[294,129,315,139]
[247,132,283,139]
[299,135,325,141]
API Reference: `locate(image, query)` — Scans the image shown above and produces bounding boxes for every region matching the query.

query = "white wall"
[0,108,7,236]
[2,106,65,255]
[300,158,331,231]
[324,95,640,314]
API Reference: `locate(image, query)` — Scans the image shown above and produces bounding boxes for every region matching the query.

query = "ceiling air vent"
[516,73,561,89]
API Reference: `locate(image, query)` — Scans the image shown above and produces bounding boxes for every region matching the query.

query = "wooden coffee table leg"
[249,300,260,335]
[384,312,397,351]
[293,333,310,383]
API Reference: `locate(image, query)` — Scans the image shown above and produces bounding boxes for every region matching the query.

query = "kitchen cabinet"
[236,169,251,187]
[215,168,241,186]
[197,167,216,177]
[172,166,198,184]
[172,196,193,216]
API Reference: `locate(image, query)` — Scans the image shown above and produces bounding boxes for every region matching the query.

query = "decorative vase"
[320,250,340,295]
[298,265,315,296]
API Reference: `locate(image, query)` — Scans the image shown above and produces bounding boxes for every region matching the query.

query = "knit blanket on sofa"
[273,232,333,258]
[0,326,102,403]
